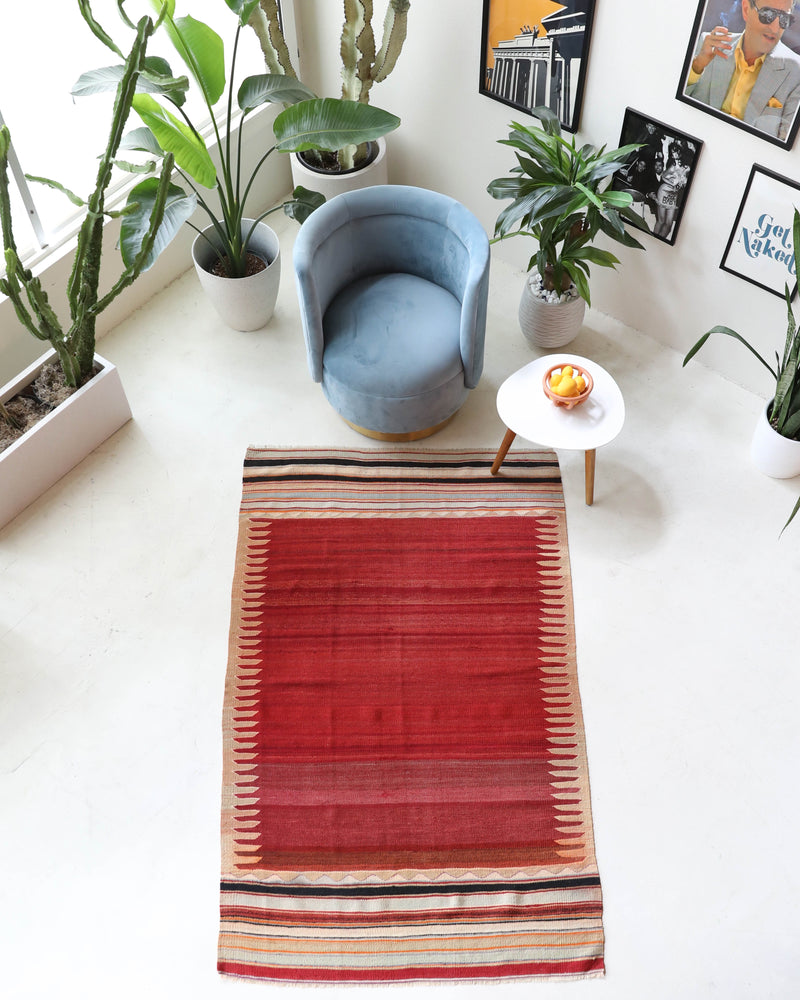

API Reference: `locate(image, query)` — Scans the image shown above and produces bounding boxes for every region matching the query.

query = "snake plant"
[248,0,409,171]
[487,107,646,307]
[683,207,800,532]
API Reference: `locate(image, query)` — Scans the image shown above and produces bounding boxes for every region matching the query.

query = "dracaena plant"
[248,0,409,171]
[0,3,191,392]
[86,0,400,278]
[487,107,646,306]
[683,207,800,532]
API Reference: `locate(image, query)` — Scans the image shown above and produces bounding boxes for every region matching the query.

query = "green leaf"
[71,63,189,104]
[486,177,536,201]
[574,180,603,211]
[112,159,157,174]
[780,492,800,535]
[119,127,164,156]
[148,0,176,17]
[132,94,216,187]
[161,11,226,107]
[569,246,621,269]
[563,262,590,304]
[78,0,124,57]
[781,408,800,438]
[119,177,196,271]
[283,185,326,224]
[273,99,400,153]
[682,325,778,378]
[600,188,635,209]
[25,174,85,207]
[223,0,262,24]
[238,75,317,115]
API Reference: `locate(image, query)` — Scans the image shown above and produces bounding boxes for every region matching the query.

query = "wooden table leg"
[491,428,517,475]
[585,448,596,506]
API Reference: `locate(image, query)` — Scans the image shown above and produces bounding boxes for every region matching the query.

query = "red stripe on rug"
[218,957,606,982]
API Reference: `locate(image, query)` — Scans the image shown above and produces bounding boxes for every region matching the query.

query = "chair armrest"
[293,241,325,383]
[460,246,491,390]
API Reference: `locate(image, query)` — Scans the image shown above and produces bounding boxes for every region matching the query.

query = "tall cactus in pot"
[340,0,410,106]
[0,8,192,390]
[248,0,409,171]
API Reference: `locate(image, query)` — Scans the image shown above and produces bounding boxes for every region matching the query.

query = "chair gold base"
[343,412,458,442]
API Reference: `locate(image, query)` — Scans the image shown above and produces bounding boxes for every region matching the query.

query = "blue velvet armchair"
[292,185,490,439]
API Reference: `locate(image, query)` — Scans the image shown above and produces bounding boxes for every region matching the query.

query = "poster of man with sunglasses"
[677,1,800,147]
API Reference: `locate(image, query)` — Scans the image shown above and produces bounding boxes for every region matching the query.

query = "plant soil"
[297,141,377,174]
[209,251,268,278]
[0,361,96,455]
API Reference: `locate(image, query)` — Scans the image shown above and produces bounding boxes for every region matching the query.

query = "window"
[0,0,273,266]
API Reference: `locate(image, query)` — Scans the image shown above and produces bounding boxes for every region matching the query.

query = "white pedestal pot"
[192,220,281,332]
[290,136,388,201]
[751,401,800,478]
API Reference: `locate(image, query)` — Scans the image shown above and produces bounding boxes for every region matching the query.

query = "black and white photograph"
[611,109,703,246]
[677,1,800,148]
[720,163,800,296]
[479,1,597,132]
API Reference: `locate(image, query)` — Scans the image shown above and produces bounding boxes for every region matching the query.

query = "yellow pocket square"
[768,97,784,108]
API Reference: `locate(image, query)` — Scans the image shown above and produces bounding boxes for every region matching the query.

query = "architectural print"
[480,1,597,132]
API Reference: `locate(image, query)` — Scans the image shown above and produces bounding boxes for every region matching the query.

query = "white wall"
[294,0,799,398]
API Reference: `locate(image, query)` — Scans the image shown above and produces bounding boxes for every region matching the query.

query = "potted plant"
[0,5,193,529]
[114,0,400,329]
[248,0,409,198]
[487,107,646,349]
[683,209,800,533]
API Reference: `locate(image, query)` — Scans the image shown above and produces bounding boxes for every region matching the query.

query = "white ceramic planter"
[290,136,388,201]
[751,401,800,478]
[192,219,281,332]
[0,350,132,530]
[518,271,586,349]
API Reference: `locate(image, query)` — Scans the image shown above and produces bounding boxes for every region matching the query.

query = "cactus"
[248,0,297,77]
[341,0,409,105]
[0,14,177,391]
[248,1,408,170]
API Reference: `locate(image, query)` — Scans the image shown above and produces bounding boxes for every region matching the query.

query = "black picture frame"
[479,1,597,133]
[610,109,703,246]
[676,1,800,149]
[720,164,800,298]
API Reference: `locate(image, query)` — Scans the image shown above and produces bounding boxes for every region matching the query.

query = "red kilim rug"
[219,448,604,983]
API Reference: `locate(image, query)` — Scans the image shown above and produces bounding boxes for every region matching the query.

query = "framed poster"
[610,109,703,246]
[676,1,800,149]
[720,164,800,297]
[479,1,597,133]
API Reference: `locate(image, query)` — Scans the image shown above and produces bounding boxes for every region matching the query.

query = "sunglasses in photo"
[751,1,795,30]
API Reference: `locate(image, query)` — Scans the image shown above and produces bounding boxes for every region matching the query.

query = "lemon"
[553,376,577,397]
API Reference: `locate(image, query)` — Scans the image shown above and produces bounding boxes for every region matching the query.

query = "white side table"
[491,354,625,505]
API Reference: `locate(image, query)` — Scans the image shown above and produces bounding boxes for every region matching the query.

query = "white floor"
[2,220,799,999]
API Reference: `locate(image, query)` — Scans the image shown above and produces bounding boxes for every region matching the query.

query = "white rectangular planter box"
[0,349,132,530]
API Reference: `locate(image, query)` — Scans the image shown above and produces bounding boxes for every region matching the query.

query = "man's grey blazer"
[684,34,800,140]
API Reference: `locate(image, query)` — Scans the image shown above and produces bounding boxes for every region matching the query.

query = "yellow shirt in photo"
[687,38,767,120]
